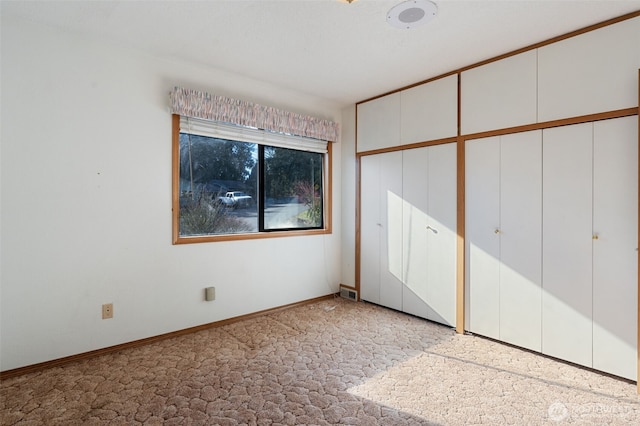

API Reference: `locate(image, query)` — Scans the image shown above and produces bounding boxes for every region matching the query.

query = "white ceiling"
[3,0,640,108]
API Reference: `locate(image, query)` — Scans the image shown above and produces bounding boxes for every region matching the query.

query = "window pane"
[263,146,323,230]
[179,133,258,236]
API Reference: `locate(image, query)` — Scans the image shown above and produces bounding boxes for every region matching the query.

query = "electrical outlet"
[102,303,113,319]
[205,287,215,301]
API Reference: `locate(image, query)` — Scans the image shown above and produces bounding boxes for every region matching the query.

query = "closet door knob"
[494,229,501,235]
[592,234,599,240]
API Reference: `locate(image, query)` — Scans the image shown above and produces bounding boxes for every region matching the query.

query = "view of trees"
[179,134,256,191]
[179,133,324,236]
[264,146,323,228]
[264,146,321,197]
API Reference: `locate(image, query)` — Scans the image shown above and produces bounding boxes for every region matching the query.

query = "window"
[172,115,332,243]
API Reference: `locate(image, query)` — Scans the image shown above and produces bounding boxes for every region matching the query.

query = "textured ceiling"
[3,0,640,108]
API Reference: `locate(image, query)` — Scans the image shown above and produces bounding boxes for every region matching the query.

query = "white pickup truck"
[216,191,253,208]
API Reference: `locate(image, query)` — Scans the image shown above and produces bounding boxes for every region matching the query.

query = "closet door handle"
[426,226,438,234]
[494,229,501,235]
[592,234,599,240]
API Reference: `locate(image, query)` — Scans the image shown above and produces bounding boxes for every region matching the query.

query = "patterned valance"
[170,87,339,142]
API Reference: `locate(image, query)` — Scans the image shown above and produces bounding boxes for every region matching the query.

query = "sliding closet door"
[592,116,638,380]
[465,137,501,338]
[499,131,542,352]
[542,123,593,368]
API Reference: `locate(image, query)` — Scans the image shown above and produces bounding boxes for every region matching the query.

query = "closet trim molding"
[636,68,639,393]
[356,137,457,158]
[461,107,637,142]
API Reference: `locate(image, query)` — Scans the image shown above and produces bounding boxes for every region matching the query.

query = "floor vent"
[339,286,358,301]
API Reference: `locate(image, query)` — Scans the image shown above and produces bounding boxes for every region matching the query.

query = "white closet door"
[592,116,638,380]
[400,75,458,144]
[537,16,640,122]
[461,50,538,135]
[466,137,501,338]
[360,154,382,304]
[378,151,404,311]
[425,143,457,326]
[360,152,404,310]
[402,144,457,326]
[402,147,431,318]
[499,131,542,352]
[356,93,401,152]
[542,123,593,368]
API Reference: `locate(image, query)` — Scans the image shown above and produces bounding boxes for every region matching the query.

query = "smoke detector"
[387,0,438,29]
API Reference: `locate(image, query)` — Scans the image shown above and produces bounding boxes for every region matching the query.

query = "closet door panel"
[592,116,638,380]
[400,75,458,144]
[402,147,431,319]
[538,16,640,122]
[357,93,401,152]
[359,154,382,304]
[461,50,537,135]
[542,123,593,368]
[465,137,501,338]
[499,131,542,352]
[425,143,457,326]
[378,151,404,311]
[402,144,457,325]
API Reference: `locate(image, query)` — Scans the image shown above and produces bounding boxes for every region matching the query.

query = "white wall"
[0,16,343,371]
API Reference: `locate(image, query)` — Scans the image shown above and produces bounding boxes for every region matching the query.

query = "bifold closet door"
[425,143,457,326]
[402,147,431,319]
[499,131,542,352]
[360,151,403,311]
[542,123,593,368]
[360,154,381,304]
[466,118,635,377]
[592,116,638,380]
[466,132,541,348]
[465,137,501,339]
[402,144,457,326]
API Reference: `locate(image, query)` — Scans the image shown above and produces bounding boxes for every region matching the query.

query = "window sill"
[173,227,332,245]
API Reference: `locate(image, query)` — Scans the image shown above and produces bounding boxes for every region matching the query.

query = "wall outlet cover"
[102,303,113,319]
[205,287,215,301]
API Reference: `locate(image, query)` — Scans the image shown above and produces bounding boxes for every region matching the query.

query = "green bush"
[180,197,253,235]
[294,180,322,227]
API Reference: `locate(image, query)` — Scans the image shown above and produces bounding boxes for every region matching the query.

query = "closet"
[356,75,458,152]
[542,116,638,380]
[358,12,639,384]
[465,130,542,351]
[466,116,637,380]
[360,143,457,327]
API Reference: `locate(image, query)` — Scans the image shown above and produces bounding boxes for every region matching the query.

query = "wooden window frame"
[172,114,333,244]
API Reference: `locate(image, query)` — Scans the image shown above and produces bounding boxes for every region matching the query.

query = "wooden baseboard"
[0,293,337,380]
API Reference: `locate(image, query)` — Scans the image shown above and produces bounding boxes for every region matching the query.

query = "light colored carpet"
[1,297,639,425]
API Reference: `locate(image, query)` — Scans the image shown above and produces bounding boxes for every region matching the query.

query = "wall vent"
[339,286,358,301]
